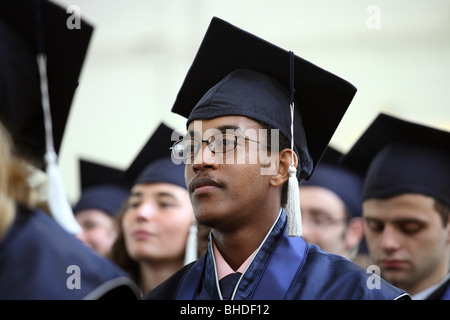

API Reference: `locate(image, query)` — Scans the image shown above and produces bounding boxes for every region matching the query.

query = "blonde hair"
[0,122,39,240]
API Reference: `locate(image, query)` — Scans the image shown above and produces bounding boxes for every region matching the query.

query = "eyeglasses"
[170,132,270,160]
[302,216,349,229]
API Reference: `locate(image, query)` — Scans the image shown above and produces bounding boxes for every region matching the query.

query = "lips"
[380,259,407,269]
[133,230,155,239]
[189,177,223,195]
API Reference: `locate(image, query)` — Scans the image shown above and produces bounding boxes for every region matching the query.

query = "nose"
[134,201,157,221]
[379,224,401,253]
[191,141,219,172]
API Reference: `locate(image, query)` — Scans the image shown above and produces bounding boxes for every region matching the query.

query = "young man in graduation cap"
[0,0,140,299]
[299,146,367,267]
[144,17,409,300]
[73,159,130,257]
[342,113,450,300]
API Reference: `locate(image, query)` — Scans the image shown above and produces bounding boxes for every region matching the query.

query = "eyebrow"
[187,125,241,137]
[364,216,426,225]
[128,190,178,201]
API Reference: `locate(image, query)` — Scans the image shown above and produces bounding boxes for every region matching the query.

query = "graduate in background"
[144,17,409,300]
[299,146,369,267]
[74,159,129,257]
[0,0,140,299]
[342,113,450,300]
[109,123,197,295]
[0,122,140,299]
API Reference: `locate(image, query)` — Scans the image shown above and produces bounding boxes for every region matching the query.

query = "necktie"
[219,272,242,300]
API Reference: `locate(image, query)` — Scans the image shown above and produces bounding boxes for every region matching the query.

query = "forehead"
[300,186,347,217]
[187,115,264,133]
[130,182,187,198]
[75,209,113,221]
[362,193,437,222]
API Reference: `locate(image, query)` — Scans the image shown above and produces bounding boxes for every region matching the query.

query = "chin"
[194,206,224,229]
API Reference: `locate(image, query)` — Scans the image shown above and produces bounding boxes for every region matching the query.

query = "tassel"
[36,52,81,235]
[46,150,81,235]
[285,51,302,237]
[285,165,302,237]
[184,222,198,265]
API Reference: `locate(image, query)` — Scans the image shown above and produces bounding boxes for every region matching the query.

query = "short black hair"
[435,200,450,227]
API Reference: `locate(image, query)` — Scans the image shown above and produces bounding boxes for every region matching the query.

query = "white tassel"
[36,53,81,235]
[184,222,198,265]
[285,53,302,237]
[285,165,302,237]
[46,150,82,235]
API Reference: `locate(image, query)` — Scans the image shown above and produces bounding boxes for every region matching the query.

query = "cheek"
[234,165,268,190]
[364,229,381,252]
[159,211,193,247]
[122,213,133,234]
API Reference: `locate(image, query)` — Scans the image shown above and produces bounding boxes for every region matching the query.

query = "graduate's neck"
[211,206,280,271]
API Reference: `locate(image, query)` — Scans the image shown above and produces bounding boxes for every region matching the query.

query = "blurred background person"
[299,146,368,267]
[0,121,140,299]
[343,113,450,300]
[109,123,197,295]
[73,158,129,257]
[0,0,140,299]
[0,0,93,235]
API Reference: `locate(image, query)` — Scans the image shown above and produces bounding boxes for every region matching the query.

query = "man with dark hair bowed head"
[144,17,410,300]
[342,113,450,300]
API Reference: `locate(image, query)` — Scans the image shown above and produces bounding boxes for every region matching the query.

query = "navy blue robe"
[144,210,410,300]
[425,277,450,300]
[0,206,141,299]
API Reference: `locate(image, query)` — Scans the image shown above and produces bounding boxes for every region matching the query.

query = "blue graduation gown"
[425,276,450,300]
[0,206,141,300]
[144,210,410,300]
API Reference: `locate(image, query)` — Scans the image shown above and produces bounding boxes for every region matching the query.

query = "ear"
[446,213,450,246]
[344,217,365,250]
[270,149,298,187]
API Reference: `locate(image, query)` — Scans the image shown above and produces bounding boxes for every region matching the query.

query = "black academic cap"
[123,122,186,189]
[78,158,127,191]
[73,159,129,217]
[0,0,93,169]
[342,113,450,207]
[171,16,357,180]
[300,146,364,218]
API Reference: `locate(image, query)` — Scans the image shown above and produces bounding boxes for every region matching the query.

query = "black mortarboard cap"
[73,159,129,217]
[171,17,357,180]
[0,0,93,169]
[300,146,364,218]
[123,122,186,189]
[342,113,450,207]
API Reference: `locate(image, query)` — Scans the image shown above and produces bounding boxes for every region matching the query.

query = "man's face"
[75,209,118,257]
[363,193,450,293]
[184,115,277,233]
[300,186,349,257]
